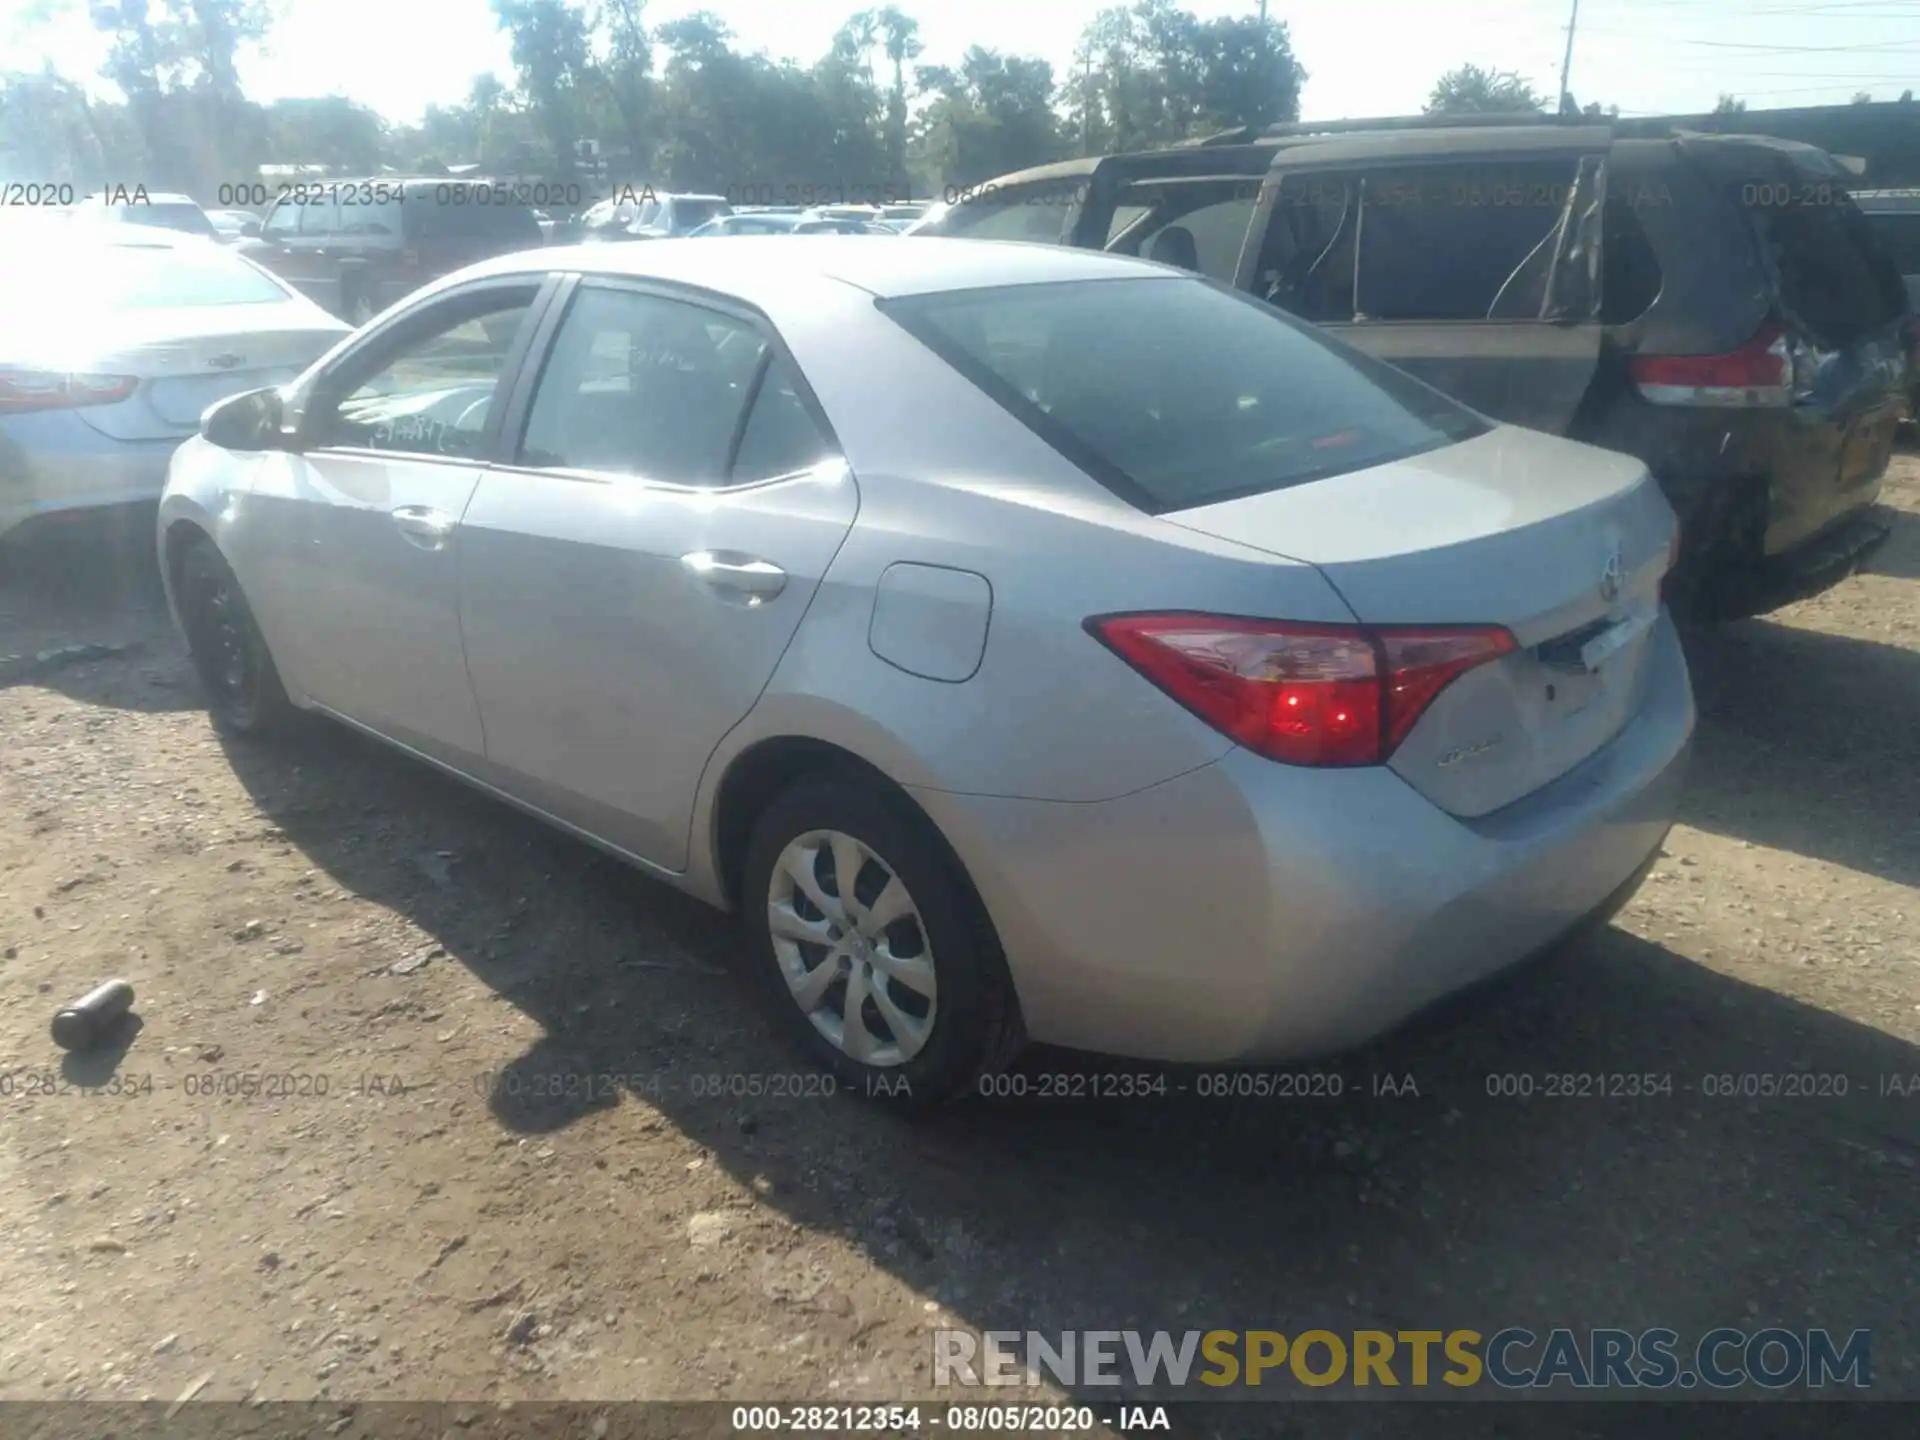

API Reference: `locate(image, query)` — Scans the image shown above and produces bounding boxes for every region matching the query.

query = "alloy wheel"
[765,828,937,1066]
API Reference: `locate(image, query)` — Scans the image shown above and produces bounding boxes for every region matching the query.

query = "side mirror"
[241,220,262,238]
[200,387,285,451]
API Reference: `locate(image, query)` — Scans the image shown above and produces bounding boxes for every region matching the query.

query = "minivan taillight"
[1088,613,1518,767]
[1628,325,1793,408]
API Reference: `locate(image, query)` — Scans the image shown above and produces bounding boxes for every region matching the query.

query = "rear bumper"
[0,412,179,543]
[915,612,1695,1064]
[1697,505,1892,619]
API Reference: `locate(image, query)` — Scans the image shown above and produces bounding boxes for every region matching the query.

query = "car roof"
[463,234,1168,303]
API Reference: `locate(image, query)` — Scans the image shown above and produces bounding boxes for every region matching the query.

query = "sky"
[13,0,1920,127]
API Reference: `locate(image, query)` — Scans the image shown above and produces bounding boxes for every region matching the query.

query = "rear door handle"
[682,550,787,604]
[392,505,456,550]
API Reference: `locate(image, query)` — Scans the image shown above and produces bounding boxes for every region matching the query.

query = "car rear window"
[882,276,1489,514]
[674,200,730,230]
[1738,179,1908,345]
[32,241,292,309]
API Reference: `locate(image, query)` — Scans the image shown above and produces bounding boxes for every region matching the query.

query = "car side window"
[731,355,836,482]
[1256,175,1360,322]
[262,200,302,238]
[1352,160,1582,322]
[307,290,537,458]
[516,286,767,485]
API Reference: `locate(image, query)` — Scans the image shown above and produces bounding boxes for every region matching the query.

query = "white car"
[0,229,349,546]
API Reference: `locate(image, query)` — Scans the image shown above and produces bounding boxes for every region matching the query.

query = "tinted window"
[885,277,1487,514]
[926,180,1082,243]
[407,195,543,247]
[517,286,764,484]
[340,195,403,237]
[1600,194,1662,324]
[1742,187,1907,344]
[1120,187,1257,281]
[298,196,340,237]
[1254,176,1359,321]
[312,292,534,457]
[732,355,835,482]
[1354,161,1577,321]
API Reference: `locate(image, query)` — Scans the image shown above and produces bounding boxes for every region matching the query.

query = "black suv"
[919,120,1915,618]
[241,178,546,326]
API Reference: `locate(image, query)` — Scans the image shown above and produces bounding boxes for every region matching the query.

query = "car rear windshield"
[1739,177,1908,345]
[69,242,291,309]
[881,276,1488,514]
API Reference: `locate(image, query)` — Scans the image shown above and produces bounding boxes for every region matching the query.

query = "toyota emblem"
[1599,547,1625,603]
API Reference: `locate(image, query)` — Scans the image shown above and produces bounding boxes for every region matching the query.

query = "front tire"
[175,538,292,737]
[740,771,1021,1106]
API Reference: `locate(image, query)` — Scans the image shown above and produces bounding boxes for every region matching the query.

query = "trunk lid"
[1165,424,1676,817]
[11,306,348,442]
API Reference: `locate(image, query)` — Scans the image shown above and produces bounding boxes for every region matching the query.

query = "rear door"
[456,278,858,871]
[1239,134,1610,434]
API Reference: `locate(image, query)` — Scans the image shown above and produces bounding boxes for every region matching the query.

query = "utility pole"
[1557,0,1580,114]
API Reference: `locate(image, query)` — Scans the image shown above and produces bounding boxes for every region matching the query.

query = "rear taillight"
[1628,324,1793,408]
[0,369,140,415]
[1088,613,1518,767]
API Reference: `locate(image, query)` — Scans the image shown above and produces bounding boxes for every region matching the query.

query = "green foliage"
[1426,63,1547,117]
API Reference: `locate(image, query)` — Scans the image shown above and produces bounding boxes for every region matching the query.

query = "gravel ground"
[0,462,1915,1432]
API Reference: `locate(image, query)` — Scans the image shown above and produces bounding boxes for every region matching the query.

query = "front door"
[456,279,859,871]
[251,279,545,763]
[1240,136,1611,434]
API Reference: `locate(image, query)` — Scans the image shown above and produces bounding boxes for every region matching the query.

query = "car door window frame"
[287,274,562,465]
[261,198,304,239]
[1239,144,1610,327]
[492,274,845,494]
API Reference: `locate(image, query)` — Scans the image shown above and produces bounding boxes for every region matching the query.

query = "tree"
[1713,93,1747,114]
[913,47,1064,188]
[1851,91,1873,105]
[492,0,594,177]
[262,96,387,173]
[1426,63,1546,116]
[591,0,655,181]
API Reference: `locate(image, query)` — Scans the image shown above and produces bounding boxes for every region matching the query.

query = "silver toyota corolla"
[158,237,1695,1102]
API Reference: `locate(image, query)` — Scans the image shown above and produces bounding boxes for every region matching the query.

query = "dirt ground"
[0,460,1916,1427]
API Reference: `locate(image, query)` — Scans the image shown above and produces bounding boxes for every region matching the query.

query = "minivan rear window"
[883,276,1489,514]
[1739,181,1907,345]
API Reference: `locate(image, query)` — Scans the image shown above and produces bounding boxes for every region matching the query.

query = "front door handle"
[392,505,456,550]
[682,550,787,604]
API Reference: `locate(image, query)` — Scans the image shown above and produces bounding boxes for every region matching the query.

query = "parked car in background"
[205,208,263,242]
[0,229,348,547]
[920,121,1914,619]
[687,212,815,237]
[73,192,221,241]
[236,177,545,325]
[159,236,1690,1102]
[879,202,929,229]
[579,192,731,241]
[801,204,883,226]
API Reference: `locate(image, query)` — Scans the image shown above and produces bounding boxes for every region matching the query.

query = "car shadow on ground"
[1862,500,1920,582]
[192,686,1920,1421]
[1679,618,1920,888]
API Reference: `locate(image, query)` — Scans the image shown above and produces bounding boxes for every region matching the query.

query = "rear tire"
[740,770,1022,1107]
[174,538,293,737]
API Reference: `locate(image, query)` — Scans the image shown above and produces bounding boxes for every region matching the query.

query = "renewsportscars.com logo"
[933,1327,1872,1391]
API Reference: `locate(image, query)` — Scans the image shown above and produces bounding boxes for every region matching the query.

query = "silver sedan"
[1,228,349,546]
[157,237,1694,1103]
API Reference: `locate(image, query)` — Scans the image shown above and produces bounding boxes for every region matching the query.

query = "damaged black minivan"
[916,121,1915,619]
